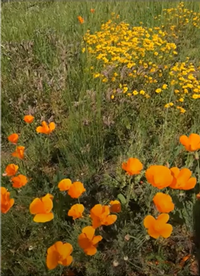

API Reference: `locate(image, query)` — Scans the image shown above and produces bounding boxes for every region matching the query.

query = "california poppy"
[68,204,84,220]
[109,200,121,213]
[143,213,173,239]
[1,187,15,214]
[90,204,117,228]
[170,167,197,190]
[11,174,28,188]
[3,164,19,177]
[77,16,84,24]
[90,9,95,13]
[179,133,200,151]
[29,193,54,223]
[12,146,25,159]
[68,181,86,199]
[8,133,19,144]
[78,226,102,255]
[122,158,143,176]
[24,115,34,123]
[46,241,73,270]
[145,165,173,189]
[58,179,72,191]
[36,121,56,135]
[153,193,174,213]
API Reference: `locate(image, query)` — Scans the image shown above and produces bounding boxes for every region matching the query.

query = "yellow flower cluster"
[155,2,200,32]
[167,60,200,105]
[82,2,200,112]
[83,20,177,98]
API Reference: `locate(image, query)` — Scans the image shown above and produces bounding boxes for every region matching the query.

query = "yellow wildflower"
[155,88,162,93]
[132,90,138,96]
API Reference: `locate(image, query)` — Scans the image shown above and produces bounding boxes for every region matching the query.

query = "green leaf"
[117,193,126,205]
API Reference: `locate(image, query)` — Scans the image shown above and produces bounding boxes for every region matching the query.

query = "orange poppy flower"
[109,200,121,213]
[58,179,72,191]
[77,16,84,24]
[170,167,197,190]
[179,133,200,151]
[143,213,173,239]
[68,204,84,220]
[29,193,54,223]
[122,158,143,176]
[12,146,25,159]
[46,241,73,270]
[145,165,173,189]
[36,121,56,134]
[11,174,28,188]
[8,133,19,144]
[90,9,95,13]
[24,115,34,123]
[78,226,102,256]
[68,181,86,199]
[1,187,15,214]
[153,193,174,213]
[3,164,19,177]
[90,204,117,229]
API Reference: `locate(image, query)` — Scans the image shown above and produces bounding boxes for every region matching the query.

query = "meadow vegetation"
[1,1,200,275]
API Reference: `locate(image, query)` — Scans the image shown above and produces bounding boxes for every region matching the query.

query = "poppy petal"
[36,126,46,133]
[63,243,73,256]
[92,235,103,245]
[82,226,95,240]
[42,196,53,213]
[90,204,103,216]
[1,187,7,194]
[179,135,189,147]
[178,168,192,181]
[170,167,180,178]
[143,215,155,228]
[54,241,64,255]
[91,217,101,229]
[46,193,54,200]
[148,227,160,239]
[183,177,197,190]
[61,256,73,266]
[29,198,44,214]
[33,213,54,222]
[157,213,169,224]
[189,133,200,151]
[84,246,97,256]
[145,166,155,185]
[78,233,91,249]
[160,224,173,238]
[49,122,56,131]
[46,249,58,270]
[104,214,117,226]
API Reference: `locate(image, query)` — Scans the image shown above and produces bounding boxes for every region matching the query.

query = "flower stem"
[126,176,135,207]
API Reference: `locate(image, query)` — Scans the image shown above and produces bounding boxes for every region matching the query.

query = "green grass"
[1,1,200,276]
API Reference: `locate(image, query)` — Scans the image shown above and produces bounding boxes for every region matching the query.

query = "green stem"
[197,156,200,192]
[126,176,135,207]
